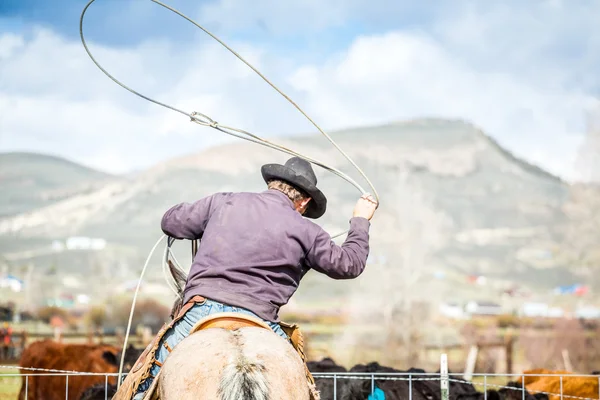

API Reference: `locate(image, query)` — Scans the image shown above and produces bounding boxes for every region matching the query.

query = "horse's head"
[168,260,188,320]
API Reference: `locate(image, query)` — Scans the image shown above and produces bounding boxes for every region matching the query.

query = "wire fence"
[311,372,600,400]
[2,367,600,400]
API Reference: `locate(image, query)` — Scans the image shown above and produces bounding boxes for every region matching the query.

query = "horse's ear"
[168,260,188,294]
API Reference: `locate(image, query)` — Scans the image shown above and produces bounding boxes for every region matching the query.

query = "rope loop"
[190,111,218,127]
[79,0,379,211]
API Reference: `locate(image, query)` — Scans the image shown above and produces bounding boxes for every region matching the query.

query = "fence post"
[87,330,94,344]
[54,326,62,343]
[463,345,478,381]
[116,327,125,348]
[505,334,514,375]
[441,353,449,400]
[561,349,573,371]
[333,374,337,400]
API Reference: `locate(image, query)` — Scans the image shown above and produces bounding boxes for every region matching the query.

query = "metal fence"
[1,370,600,400]
[311,372,600,400]
[0,372,600,400]
[0,371,115,400]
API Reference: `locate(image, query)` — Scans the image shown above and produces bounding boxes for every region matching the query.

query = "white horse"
[140,261,316,400]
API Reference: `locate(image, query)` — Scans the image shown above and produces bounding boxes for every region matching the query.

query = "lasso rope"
[79,0,380,388]
[79,0,379,216]
[117,234,165,386]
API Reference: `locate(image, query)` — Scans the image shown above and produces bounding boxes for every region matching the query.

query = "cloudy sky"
[0,0,598,180]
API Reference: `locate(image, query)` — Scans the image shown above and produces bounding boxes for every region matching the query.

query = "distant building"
[0,275,23,292]
[547,307,565,318]
[465,301,503,316]
[76,294,90,305]
[576,306,600,319]
[520,302,566,318]
[520,302,549,317]
[553,284,589,296]
[439,302,466,319]
[65,237,107,250]
[52,240,65,252]
[45,294,75,309]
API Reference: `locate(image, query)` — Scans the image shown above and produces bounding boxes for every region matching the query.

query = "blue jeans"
[134,298,288,397]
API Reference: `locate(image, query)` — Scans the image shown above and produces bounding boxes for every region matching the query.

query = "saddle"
[190,312,272,333]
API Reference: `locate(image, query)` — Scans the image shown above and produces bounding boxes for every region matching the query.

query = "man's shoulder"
[207,191,238,201]
[294,213,329,238]
[214,191,259,197]
[208,191,271,203]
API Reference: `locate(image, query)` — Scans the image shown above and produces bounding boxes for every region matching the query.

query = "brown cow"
[518,369,571,386]
[518,369,599,400]
[18,340,121,400]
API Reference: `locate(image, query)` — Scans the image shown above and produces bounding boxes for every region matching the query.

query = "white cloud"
[282,0,600,181]
[0,33,24,59]
[288,31,596,180]
[1,1,599,181]
[0,28,307,174]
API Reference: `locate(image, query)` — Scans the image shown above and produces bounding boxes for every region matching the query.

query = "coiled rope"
[79,0,380,388]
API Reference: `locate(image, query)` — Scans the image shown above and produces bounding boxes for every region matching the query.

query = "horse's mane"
[168,260,188,320]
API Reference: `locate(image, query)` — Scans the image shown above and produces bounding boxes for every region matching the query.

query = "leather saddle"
[190,312,272,334]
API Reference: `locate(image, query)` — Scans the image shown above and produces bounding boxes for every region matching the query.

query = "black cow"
[79,383,117,400]
[343,362,434,400]
[307,358,549,400]
[308,357,351,400]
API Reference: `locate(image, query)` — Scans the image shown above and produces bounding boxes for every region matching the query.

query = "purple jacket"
[161,189,371,322]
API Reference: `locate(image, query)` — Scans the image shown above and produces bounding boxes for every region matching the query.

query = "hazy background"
[1,0,600,374]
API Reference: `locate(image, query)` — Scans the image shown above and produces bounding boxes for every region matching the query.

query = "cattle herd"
[17,340,142,400]
[13,341,600,400]
[306,359,599,400]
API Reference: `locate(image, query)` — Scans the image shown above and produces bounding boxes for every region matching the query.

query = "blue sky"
[1,0,599,180]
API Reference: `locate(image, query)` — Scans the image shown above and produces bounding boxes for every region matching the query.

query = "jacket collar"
[263,189,295,210]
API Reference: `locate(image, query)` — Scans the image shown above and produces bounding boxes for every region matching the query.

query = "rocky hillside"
[0,118,589,308]
[0,152,116,218]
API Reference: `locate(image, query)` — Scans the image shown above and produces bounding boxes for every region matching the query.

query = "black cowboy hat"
[261,156,327,219]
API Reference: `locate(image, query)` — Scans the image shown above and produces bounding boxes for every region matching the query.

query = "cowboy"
[130,156,377,399]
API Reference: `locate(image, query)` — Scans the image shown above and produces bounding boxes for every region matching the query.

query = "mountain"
[0,119,590,309]
[0,152,116,218]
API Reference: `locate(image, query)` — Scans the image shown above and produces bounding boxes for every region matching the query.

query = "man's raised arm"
[305,194,378,279]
